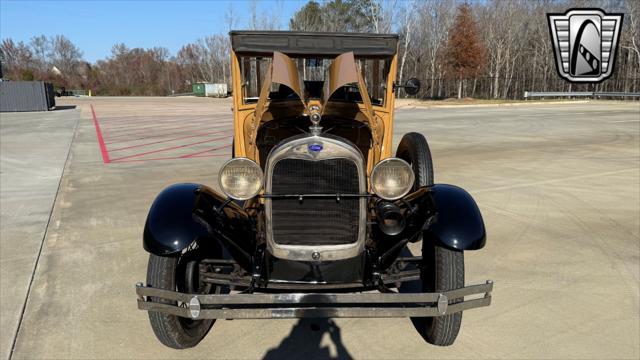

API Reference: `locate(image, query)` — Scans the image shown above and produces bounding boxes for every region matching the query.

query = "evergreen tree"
[445,3,486,98]
[289,0,377,33]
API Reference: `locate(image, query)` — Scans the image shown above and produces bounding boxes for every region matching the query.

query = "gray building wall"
[0,81,55,112]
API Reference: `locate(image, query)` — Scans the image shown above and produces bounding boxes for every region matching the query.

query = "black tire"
[396,132,464,345]
[396,132,433,242]
[396,132,434,189]
[146,253,214,349]
[419,244,464,346]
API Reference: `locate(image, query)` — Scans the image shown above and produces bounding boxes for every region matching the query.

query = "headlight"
[218,158,263,200]
[370,158,415,200]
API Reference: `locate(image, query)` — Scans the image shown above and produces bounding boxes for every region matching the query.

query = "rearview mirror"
[404,78,421,95]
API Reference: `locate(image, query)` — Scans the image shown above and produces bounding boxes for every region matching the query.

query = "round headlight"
[218,158,263,200]
[370,158,415,200]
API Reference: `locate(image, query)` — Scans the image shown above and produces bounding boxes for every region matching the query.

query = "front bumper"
[135,280,493,319]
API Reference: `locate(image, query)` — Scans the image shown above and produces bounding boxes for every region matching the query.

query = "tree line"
[1,0,638,99]
[0,35,231,96]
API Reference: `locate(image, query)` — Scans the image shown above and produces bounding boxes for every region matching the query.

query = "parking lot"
[1,97,638,359]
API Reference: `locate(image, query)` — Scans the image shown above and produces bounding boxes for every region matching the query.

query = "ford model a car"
[136,31,493,349]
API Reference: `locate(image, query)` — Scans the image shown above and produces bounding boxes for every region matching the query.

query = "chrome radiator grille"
[265,134,366,261]
[271,158,360,246]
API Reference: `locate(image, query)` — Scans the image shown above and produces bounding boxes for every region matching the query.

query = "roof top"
[229,31,398,57]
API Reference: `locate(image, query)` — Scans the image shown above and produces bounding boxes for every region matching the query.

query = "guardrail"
[524,91,640,99]
[593,92,640,98]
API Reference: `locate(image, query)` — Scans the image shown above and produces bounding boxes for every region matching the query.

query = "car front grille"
[271,158,360,246]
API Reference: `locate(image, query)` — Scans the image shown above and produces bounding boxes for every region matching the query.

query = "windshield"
[240,55,390,106]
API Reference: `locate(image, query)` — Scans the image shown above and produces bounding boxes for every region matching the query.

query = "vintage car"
[135,31,493,349]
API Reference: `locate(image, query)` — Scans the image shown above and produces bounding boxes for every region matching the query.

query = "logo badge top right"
[548,8,623,83]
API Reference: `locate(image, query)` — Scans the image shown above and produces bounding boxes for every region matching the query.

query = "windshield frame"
[236,53,393,108]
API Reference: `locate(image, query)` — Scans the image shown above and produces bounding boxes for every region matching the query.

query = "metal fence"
[524,91,640,99]
[405,76,640,100]
[0,81,55,112]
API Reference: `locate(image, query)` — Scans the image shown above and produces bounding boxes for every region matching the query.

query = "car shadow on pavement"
[263,318,353,360]
[397,246,431,342]
[400,277,429,341]
[54,105,77,110]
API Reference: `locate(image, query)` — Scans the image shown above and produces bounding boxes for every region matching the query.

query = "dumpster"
[0,81,55,112]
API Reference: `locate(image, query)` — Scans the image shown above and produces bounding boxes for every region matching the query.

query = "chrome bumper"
[135,281,493,319]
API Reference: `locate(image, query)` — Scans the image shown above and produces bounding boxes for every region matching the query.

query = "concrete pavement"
[0,108,78,360]
[1,97,638,359]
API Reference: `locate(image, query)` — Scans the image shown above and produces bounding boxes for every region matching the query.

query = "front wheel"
[397,132,465,345]
[415,243,465,346]
[146,253,216,349]
[396,132,434,189]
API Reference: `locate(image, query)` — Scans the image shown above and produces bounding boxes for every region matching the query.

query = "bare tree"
[225,3,238,32]
[397,1,416,96]
[622,0,640,68]
[248,0,282,31]
[415,0,455,98]
[30,35,49,73]
[0,39,35,80]
[50,35,82,78]
[249,0,259,30]
[361,0,395,33]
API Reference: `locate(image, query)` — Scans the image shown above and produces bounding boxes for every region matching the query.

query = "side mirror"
[393,78,421,95]
[404,78,421,95]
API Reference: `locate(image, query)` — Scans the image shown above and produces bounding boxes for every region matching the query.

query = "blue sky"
[0,0,306,62]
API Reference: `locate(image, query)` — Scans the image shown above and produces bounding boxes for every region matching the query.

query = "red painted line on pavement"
[182,143,232,158]
[104,121,211,136]
[98,113,228,123]
[103,122,219,136]
[104,122,231,141]
[189,153,231,158]
[90,105,111,163]
[112,153,229,163]
[108,130,233,152]
[103,126,231,145]
[102,117,224,133]
[108,135,232,162]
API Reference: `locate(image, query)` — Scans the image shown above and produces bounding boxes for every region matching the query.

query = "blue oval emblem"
[308,144,323,152]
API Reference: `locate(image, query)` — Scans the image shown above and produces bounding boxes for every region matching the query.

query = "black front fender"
[371,184,485,270]
[424,184,486,250]
[143,183,255,267]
